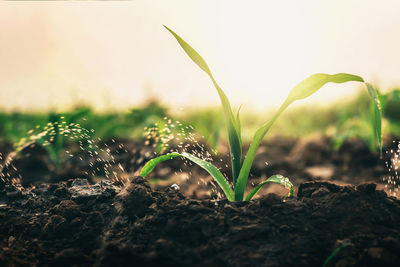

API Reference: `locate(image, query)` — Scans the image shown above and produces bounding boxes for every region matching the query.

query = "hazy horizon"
[1,0,400,113]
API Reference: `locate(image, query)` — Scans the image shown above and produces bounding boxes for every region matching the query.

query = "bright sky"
[1,0,400,112]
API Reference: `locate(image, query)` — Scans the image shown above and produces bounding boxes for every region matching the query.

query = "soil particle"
[43,215,67,234]
[298,181,342,198]
[1,177,400,266]
[51,200,81,221]
[115,176,155,219]
[311,186,330,198]
[68,178,120,202]
[288,135,330,168]
[357,183,377,194]
[53,187,70,198]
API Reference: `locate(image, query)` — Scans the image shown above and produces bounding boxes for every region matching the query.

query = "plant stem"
[234,99,291,201]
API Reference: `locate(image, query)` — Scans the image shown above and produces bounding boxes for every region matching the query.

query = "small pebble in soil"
[170,183,180,190]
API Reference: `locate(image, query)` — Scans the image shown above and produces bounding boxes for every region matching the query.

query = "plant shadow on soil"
[0,135,399,266]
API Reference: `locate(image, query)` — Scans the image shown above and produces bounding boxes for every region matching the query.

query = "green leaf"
[287,73,364,102]
[163,26,383,201]
[139,153,182,177]
[140,152,234,201]
[245,175,293,201]
[235,105,243,148]
[322,243,350,267]
[164,25,211,75]
[365,83,382,156]
[234,73,369,201]
[164,25,242,187]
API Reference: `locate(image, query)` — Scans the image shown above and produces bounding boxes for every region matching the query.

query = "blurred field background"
[1,88,399,154]
[1,0,400,151]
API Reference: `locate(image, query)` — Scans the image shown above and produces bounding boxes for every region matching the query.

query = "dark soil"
[0,136,399,266]
[1,177,400,266]
[146,135,398,198]
[1,135,397,196]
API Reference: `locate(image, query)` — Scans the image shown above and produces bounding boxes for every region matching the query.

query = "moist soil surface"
[0,136,399,266]
[1,177,400,266]
[1,135,397,198]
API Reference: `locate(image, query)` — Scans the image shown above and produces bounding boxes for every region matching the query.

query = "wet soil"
[0,136,399,266]
[146,135,398,198]
[1,177,400,266]
[0,135,398,198]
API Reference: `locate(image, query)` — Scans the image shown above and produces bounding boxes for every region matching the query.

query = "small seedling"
[140,26,382,201]
[322,242,350,267]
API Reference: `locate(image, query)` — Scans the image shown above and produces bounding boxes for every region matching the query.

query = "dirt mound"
[1,177,400,266]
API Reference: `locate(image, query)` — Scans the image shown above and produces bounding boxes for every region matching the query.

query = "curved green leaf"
[245,175,293,201]
[365,83,382,156]
[162,26,383,201]
[140,152,234,201]
[287,73,364,102]
[322,243,350,267]
[139,153,182,177]
[164,25,242,187]
[235,73,375,201]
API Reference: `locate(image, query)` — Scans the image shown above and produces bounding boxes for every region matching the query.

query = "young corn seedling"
[140,26,382,202]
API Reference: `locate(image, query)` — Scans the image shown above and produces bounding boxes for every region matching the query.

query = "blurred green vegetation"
[0,101,167,144]
[0,88,399,153]
[240,88,400,152]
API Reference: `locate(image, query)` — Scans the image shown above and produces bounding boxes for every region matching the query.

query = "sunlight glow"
[0,0,400,112]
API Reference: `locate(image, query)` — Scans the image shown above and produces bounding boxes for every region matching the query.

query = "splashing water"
[142,117,228,200]
[0,115,229,199]
[0,150,20,187]
[383,140,400,197]
[0,119,126,187]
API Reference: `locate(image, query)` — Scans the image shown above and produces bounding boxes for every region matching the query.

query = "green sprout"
[322,242,350,267]
[140,26,382,202]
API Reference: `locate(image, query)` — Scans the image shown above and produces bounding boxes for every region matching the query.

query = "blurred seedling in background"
[381,89,400,134]
[0,113,123,186]
[182,109,224,150]
[143,115,218,156]
[143,118,176,155]
[332,88,400,151]
[140,26,382,202]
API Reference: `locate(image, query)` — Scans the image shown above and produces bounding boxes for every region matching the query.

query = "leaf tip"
[163,25,173,34]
